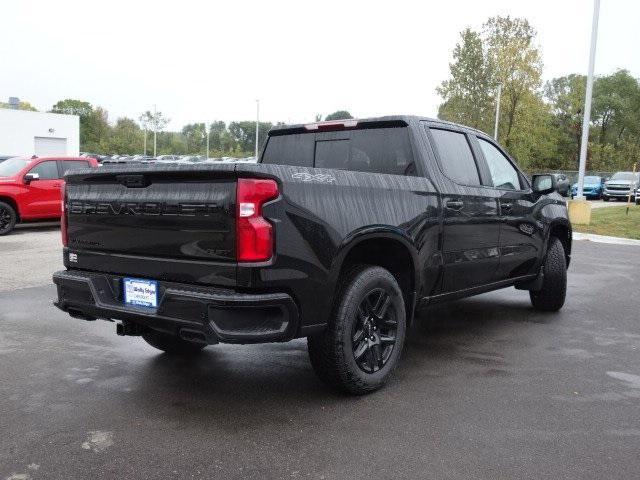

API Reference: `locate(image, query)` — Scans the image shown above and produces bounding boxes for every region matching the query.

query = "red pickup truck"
[0,156,99,235]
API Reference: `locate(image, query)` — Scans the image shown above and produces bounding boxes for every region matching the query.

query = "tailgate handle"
[117,174,149,188]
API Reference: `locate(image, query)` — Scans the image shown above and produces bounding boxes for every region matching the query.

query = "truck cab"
[0,156,99,235]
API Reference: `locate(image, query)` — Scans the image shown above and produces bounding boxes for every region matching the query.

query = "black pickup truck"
[53,116,571,394]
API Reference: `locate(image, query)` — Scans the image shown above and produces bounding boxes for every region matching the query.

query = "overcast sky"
[2,0,638,130]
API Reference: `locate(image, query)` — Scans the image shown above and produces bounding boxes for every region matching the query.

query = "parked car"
[181,155,205,163]
[570,175,605,199]
[131,155,157,162]
[0,156,98,235]
[603,171,640,201]
[156,155,181,162]
[53,116,571,394]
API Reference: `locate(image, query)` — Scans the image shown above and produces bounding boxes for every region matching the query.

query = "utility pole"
[576,0,600,199]
[255,99,260,160]
[153,104,157,157]
[143,127,147,155]
[493,84,502,141]
[205,122,210,160]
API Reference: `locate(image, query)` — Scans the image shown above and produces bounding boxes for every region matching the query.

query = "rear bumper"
[53,270,300,344]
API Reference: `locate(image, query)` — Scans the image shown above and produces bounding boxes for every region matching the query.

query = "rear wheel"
[530,237,567,312]
[307,265,406,395]
[0,201,17,236]
[142,329,205,355]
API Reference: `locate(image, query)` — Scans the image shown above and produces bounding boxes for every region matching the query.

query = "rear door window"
[429,128,481,186]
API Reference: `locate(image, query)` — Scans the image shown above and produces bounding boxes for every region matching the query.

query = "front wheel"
[530,237,567,312]
[0,201,17,236]
[308,265,406,395]
[142,329,206,355]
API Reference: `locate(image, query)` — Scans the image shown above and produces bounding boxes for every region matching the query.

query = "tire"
[142,329,205,355]
[603,197,610,202]
[0,201,17,236]
[530,237,567,312]
[307,265,407,395]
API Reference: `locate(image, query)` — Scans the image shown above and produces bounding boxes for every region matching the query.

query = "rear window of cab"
[262,127,416,176]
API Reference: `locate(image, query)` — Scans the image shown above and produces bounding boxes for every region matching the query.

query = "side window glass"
[29,161,59,180]
[429,128,481,186]
[477,138,521,190]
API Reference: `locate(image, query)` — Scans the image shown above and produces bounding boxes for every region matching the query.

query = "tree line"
[437,15,640,173]
[4,98,354,158]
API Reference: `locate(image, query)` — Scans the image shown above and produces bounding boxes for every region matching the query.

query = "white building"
[0,108,80,157]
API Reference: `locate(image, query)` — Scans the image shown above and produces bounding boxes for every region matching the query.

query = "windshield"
[0,157,31,177]
[584,176,601,184]
[610,172,639,181]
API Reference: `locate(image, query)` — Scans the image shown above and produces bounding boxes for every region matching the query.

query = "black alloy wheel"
[0,202,17,235]
[351,288,398,373]
[307,265,407,394]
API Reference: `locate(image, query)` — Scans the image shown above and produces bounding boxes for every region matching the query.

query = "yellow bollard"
[568,199,592,225]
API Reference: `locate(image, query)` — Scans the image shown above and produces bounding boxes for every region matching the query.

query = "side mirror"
[24,172,40,185]
[532,174,557,195]
[557,179,571,196]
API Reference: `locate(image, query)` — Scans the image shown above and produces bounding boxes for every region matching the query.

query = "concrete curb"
[573,232,640,246]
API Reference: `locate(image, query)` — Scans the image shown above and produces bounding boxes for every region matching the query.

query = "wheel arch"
[547,219,572,267]
[0,195,20,221]
[330,228,420,325]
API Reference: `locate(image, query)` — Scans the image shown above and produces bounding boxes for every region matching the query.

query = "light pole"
[255,99,260,160]
[493,84,502,141]
[576,0,601,200]
[205,122,210,160]
[153,104,157,157]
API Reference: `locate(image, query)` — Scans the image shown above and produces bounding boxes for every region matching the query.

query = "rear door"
[423,124,501,293]
[20,160,63,218]
[473,136,543,279]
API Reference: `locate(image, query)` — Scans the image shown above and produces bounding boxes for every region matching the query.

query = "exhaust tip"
[179,328,208,344]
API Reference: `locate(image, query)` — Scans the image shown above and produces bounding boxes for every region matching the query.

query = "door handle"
[445,200,464,211]
[501,203,513,213]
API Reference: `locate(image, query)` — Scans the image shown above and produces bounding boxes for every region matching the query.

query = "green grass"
[573,204,640,240]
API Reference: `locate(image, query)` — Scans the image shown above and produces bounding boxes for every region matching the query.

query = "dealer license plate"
[123,278,158,308]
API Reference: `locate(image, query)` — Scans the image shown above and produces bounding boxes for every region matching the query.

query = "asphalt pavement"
[1,227,639,480]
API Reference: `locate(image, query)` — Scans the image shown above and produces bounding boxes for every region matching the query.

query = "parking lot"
[1,226,639,479]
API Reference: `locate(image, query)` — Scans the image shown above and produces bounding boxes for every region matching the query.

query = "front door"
[474,136,543,279]
[20,160,64,218]
[424,125,501,293]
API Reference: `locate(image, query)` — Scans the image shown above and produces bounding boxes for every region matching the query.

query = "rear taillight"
[61,182,68,247]
[236,178,278,262]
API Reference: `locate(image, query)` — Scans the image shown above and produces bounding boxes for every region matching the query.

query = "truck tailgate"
[64,165,237,286]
